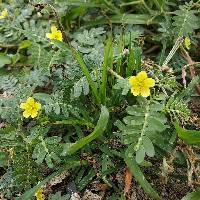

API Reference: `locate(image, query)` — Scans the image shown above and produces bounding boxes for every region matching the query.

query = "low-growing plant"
[0,0,200,200]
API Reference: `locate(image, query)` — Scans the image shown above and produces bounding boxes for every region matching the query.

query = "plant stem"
[120,0,142,7]
[141,0,152,14]
[181,47,200,95]
[109,69,124,80]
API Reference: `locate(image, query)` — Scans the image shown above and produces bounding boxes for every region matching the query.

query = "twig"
[144,45,160,54]
[181,48,200,95]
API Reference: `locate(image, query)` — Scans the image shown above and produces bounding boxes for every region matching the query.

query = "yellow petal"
[35,102,41,110]
[144,78,155,88]
[56,30,63,41]
[136,71,148,81]
[129,76,137,86]
[0,9,8,19]
[23,110,31,118]
[51,26,57,33]
[140,87,150,97]
[131,86,140,96]
[20,102,28,109]
[31,110,38,118]
[26,97,35,105]
[46,33,53,39]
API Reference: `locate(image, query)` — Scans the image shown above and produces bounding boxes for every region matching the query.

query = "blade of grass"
[56,0,100,7]
[126,34,134,77]
[134,47,142,72]
[83,14,160,27]
[101,36,113,105]
[116,33,124,75]
[62,106,109,155]
[53,119,95,128]
[181,188,200,200]
[72,48,101,104]
[125,146,162,200]
[152,0,165,11]
[101,0,121,14]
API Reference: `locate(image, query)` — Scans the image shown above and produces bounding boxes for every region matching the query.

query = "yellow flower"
[0,9,8,20]
[184,37,191,50]
[46,26,63,41]
[35,188,45,200]
[20,97,41,118]
[129,71,155,97]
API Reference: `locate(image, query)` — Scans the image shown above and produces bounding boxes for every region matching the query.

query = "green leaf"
[53,119,94,128]
[136,145,145,163]
[125,149,162,200]
[126,48,135,77]
[126,105,145,116]
[134,47,142,72]
[114,78,131,95]
[78,168,96,191]
[181,188,200,200]
[100,35,113,104]
[173,8,199,37]
[143,136,155,157]
[19,40,32,50]
[0,53,11,68]
[84,14,160,27]
[148,117,166,132]
[175,123,200,146]
[62,106,109,155]
[72,48,101,104]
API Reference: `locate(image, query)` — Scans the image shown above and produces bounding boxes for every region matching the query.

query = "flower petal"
[136,71,148,81]
[23,110,30,118]
[26,97,35,105]
[51,26,57,33]
[46,33,53,39]
[144,78,155,88]
[131,86,140,96]
[129,76,137,86]
[56,30,63,41]
[20,102,27,109]
[35,102,41,110]
[31,111,38,118]
[140,87,150,97]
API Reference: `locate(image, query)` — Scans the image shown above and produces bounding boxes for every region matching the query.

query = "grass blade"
[83,14,160,27]
[101,36,113,105]
[181,188,200,200]
[116,33,124,75]
[63,106,109,155]
[53,119,95,128]
[125,148,162,200]
[73,48,101,104]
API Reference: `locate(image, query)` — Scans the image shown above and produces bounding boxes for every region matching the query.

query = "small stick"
[181,48,200,95]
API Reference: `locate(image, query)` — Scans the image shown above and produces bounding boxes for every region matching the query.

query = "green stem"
[120,1,142,7]
[141,0,153,14]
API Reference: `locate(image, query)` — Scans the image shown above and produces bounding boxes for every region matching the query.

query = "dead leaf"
[124,166,133,194]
